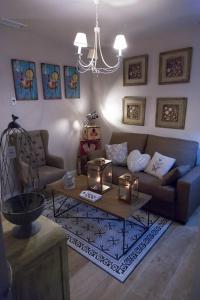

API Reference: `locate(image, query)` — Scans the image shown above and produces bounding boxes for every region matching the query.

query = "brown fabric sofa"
[89,132,200,224]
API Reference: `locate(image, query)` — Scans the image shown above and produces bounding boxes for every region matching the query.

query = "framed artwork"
[159,47,193,84]
[122,96,146,126]
[41,63,61,99]
[123,55,148,86]
[11,59,38,100]
[64,66,80,98]
[156,98,187,129]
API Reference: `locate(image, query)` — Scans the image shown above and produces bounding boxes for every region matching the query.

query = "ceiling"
[1,0,200,47]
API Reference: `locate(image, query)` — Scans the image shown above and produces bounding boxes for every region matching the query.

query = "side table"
[2,216,70,300]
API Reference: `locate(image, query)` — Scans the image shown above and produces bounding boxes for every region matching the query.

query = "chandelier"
[73,0,127,74]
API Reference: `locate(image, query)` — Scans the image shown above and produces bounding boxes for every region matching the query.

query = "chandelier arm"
[78,56,94,68]
[98,32,121,69]
[96,65,120,74]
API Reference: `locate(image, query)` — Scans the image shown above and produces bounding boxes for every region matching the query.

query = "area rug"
[43,195,172,282]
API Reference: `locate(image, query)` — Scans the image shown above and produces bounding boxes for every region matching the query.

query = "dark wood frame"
[159,47,193,84]
[155,97,187,129]
[122,96,146,126]
[123,55,148,86]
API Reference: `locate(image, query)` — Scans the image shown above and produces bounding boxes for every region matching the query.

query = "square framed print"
[123,55,148,86]
[156,98,187,129]
[64,66,80,98]
[11,59,38,100]
[159,47,193,84]
[122,96,146,126]
[41,63,61,99]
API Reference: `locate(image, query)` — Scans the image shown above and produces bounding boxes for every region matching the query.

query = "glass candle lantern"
[118,173,139,203]
[87,158,112,194]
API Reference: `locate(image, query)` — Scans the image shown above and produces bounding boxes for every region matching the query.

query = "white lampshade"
[74,33,88,48]
[113,34,127,50]
[87,48,98,61]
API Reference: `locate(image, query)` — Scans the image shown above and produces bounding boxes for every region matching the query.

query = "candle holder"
[118,173,139,203]
[87,158,112,194]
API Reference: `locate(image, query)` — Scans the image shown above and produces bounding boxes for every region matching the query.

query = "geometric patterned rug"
[43,195,172,282]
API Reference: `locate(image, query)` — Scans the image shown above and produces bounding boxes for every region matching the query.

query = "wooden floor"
[68,208,200,300]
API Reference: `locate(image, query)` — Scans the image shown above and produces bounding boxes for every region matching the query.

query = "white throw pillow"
[105,142,128,166]
[145,152,176,178]
[127,150,151,173]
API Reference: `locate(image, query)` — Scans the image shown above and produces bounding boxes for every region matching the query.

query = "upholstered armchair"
[19,130,65,188]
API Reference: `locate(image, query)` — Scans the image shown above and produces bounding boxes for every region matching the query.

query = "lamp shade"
[74,32,88,48]
[113,34,127,50]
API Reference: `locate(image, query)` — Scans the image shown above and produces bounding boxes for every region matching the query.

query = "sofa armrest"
[176,166,200,223]
[46,154,64,169]
[88,149,106,161]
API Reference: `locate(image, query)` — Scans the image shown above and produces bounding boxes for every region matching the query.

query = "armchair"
[20,130,65,188]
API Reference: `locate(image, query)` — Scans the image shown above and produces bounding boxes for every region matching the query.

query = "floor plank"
[68,207,200,300]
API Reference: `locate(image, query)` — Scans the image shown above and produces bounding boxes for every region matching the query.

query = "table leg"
[122,219,125,255]
[52,190,56,218]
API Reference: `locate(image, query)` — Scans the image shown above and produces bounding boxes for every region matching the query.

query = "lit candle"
[96,176,101,183]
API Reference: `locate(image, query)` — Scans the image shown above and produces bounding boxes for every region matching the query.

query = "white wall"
[92,26,200,162]
[1,25,200,168]
[0,27,92,169]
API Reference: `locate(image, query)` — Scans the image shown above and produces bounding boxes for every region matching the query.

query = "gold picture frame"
[122,96,146,126]
[123,55,148,86]
[159,47,193,84]
[156,98,187,129]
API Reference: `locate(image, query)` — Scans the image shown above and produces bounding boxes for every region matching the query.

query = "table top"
[48,175,152,219]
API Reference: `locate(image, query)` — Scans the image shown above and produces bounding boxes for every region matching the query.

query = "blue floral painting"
[41,63,61,99]
[11,59,38,100]
[64,66,80,98]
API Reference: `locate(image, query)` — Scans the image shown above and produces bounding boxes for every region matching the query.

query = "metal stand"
[52,191,151,257]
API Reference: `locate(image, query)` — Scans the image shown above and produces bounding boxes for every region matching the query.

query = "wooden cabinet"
[2,216,70,300]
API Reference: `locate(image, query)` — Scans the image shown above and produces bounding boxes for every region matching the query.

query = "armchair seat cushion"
[38,166,65,187]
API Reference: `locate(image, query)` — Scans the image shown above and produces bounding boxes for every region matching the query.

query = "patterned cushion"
[145,152,176,179]
[105,142,128,166]
[20,131,46,167]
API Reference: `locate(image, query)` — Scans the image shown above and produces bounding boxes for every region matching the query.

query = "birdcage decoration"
[0,115,44,239]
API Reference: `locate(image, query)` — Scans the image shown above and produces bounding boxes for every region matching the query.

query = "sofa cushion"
[161,164,191,186]
[134,171,176,203]
[112,165,129,185]
[105,142,128,166]
[110,132,148,154]
[127,150,150,173]
[145,135,198,167]
[145,152,176,178]
[111,165,175,203]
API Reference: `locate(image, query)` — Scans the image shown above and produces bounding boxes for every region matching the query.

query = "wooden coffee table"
[48,175,152,255]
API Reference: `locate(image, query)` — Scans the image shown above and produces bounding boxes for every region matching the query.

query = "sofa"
[89,132,200,224]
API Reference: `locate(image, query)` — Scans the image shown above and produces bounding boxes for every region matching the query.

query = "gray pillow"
[161,165,191,186]
[105,142,128,166]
